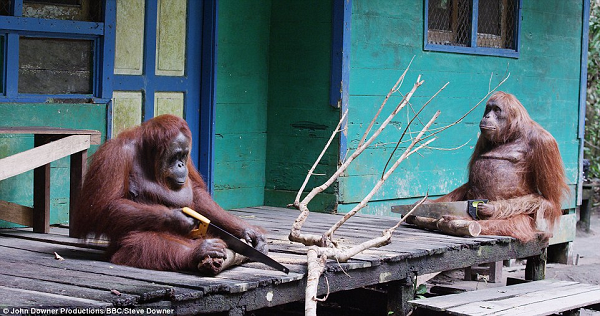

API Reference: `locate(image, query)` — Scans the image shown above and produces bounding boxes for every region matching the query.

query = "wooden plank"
[0,200,33,226]
[0,285,111,308]
[0,127,101,144]
[0,227,108,250]
[0,274,139,307]
[0,236,300,296]
[548,212,576,245]
[450,283,600,316]
[493,286,600,316]
[0,134,91,180]
[0,259,188,303]
[409,279,579,311]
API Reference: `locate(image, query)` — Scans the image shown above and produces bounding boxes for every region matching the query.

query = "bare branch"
[295,70,510,316]
[290,76,424,247]
[382,82,449,178]
[324,112,440,239]
[425,72,510,139]
[294,110,349,206]
[358,56,415,147]
[301,79,423,205]
[305,246,328,316]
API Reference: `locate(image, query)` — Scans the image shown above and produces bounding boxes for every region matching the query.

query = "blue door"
[111,0,216,188]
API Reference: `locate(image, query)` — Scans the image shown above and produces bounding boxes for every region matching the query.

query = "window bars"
[426,0,519,57]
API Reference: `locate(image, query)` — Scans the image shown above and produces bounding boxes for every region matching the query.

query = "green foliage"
[415,284,428,299]
[586,1,600,177]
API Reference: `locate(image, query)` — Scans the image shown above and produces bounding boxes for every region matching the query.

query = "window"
[0,0,112,102]
[425,0,521,57]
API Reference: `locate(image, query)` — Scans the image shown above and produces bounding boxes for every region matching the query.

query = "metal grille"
[477,0,517,49]
[427,0,472,47]
[0,0,11,15]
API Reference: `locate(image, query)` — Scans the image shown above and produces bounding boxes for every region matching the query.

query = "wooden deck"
[0,206,547,315]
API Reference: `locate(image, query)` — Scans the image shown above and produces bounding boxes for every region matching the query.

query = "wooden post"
[525,248,547,281]
[488,261,503,283]
[33,135,51,233]
[578,185,593,232]
[69,150,87,237]
[387,276,415,316]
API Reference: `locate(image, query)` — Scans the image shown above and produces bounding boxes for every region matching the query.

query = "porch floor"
[0,206,546,315]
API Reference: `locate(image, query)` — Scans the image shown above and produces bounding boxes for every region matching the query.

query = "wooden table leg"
[387,276,415,316]
[525,248,547,281]
[69,150,87,237]
[33,135,51,233]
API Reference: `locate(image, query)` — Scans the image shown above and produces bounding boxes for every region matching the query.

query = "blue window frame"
[424,0,521,58]
[0,0,114,103]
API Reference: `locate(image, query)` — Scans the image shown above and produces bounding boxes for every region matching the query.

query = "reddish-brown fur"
[436,92,569,242]
[72,115,266,274]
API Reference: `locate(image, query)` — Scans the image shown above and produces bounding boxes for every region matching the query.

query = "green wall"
[214,0,339,211]
[214,0,271,209]
[338,0,584,215]
[264,1,339,212]
[0,103,106,227]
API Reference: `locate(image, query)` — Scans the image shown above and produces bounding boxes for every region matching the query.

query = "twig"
[325,113,439,239]
[382,82,449,178]
[358,56,415,148]
[313,276,330,302]
[294,110,349,206]
[425,138,472,151]
[422,72,510,140]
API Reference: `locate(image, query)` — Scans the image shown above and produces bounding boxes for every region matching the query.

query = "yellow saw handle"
[182,207,211,238]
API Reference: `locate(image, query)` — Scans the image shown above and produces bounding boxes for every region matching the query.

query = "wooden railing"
[0,127,101,236]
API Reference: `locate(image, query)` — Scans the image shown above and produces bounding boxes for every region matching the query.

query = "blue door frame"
[110,0,218,192]
[330,0,351,162]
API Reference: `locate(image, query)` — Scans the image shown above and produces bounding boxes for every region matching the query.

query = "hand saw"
[391,199,488,220]
[182,207,289,274]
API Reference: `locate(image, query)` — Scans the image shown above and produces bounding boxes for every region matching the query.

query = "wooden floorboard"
[411,279,600,316]
[0,206,547,314]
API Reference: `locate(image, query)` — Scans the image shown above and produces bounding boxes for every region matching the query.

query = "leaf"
[416,284,428,295]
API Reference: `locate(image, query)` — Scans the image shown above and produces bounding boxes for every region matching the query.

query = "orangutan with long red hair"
[72,114,267,275]
[436,91,569,242]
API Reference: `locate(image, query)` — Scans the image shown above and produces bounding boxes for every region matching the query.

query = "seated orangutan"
[434,91,569,242]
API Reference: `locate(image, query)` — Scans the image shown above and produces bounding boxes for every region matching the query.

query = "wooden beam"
[69,150,87,238]
[0,127,101,144]
[0,135,91,181]
[0,200,33,226]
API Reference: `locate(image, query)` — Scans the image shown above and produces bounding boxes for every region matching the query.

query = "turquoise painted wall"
[214,0,339,211]
[264,0,339,212]
[338,0,584,216]
[214,0,272,209]
[0,103,106,227]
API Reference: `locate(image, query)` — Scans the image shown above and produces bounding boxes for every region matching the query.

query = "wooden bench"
[410,279,600,316]
[0,127,101,236]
